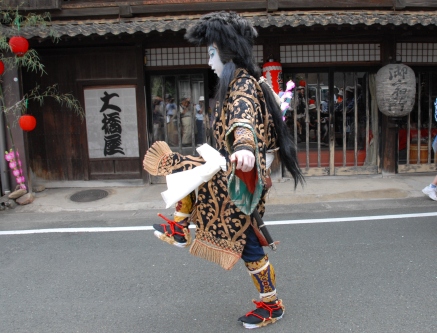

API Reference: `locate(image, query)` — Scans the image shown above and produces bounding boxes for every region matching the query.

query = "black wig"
[185,11,304,188]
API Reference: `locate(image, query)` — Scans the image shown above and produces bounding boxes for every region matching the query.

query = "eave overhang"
[1,11,436,39]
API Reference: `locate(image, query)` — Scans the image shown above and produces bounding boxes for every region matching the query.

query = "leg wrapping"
[173,192,195,223]
[245,254,277,303]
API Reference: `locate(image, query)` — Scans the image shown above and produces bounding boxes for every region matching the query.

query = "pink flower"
[286,80,296,92]
[16,176,25,184]
[4,149,26,187]
[4,151,14,161]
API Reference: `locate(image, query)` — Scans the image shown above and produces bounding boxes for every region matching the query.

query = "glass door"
[282,70,378,176]
[148,73,206,183]
[398,70,437,172]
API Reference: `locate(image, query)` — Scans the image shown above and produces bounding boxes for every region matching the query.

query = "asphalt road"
[1,198,436,333]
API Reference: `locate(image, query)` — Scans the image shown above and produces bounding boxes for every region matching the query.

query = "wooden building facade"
[1,0,437,192]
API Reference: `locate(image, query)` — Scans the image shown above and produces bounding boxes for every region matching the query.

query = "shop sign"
[84,86,139,158]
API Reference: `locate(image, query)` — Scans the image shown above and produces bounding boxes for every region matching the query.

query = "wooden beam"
[51,7,119,18]
[0,0,61,10]
[267,0,279,12]
[400,0,437,8]
[40,0,437,20]
[59,0,437,10]
[396,0,406,8]
[131,2,264,14]
[277,0,394,9]
[119,5,133,18]
[51,1,265,18]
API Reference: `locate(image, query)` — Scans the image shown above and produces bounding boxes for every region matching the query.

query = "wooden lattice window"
[280,43,381,64]
[397,43,437,63]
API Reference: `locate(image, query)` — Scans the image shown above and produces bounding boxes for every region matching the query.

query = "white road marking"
[263,211,437,225]
[0,226,154,235]
[1,211,436,236]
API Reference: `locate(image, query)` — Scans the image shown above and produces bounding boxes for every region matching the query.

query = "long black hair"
[260,80,304,188]
[185,11,304,188]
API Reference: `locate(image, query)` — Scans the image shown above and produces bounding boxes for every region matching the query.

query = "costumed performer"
[143,11,304,329]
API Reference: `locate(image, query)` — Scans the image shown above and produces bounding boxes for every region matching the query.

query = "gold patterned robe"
[145,68,278,270]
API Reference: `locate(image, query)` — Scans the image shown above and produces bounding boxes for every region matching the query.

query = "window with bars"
[145,47,207,67]
[145,45,263,67]
[280,44,380,63]
[396,43,437,63]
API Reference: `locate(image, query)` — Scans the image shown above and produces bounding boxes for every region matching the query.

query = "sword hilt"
[252,210,277,251]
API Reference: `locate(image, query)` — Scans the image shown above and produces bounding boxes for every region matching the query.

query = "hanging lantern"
[376,63,416,117]
[0,60,4,75]
[19,114,36,131]
[262,59,283,94]
[9,36,29,57]
[299,80,306,88]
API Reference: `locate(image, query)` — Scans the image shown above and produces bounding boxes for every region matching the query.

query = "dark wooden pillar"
[381,114,398,174]
[380,35,398,175]
[262,38,280,65]
[3,66,31,191]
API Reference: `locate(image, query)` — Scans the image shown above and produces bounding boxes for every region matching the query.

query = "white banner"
[84,87,139,158]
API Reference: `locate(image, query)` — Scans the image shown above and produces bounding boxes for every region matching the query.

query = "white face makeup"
[208,45,224,78]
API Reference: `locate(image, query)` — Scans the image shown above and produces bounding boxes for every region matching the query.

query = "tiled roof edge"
[1,11,436,39]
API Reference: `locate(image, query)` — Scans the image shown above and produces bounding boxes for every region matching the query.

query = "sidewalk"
[3,173,434,214]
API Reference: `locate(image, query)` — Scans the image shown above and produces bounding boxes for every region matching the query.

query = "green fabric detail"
[226,123,264,215]
[228,164,264,215]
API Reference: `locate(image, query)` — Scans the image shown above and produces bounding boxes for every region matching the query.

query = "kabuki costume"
[143,11,304,329]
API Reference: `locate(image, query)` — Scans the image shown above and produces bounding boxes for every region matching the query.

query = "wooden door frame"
[77,78,146,180]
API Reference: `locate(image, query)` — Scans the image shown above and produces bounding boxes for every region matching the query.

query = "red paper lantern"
[299,80,306,87]
[0,60,4,75]
[9,36,29,57]
[262,60,283,93]
[19,114,37,131]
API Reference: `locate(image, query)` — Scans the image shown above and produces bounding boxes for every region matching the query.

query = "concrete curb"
[2,174,434,214]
